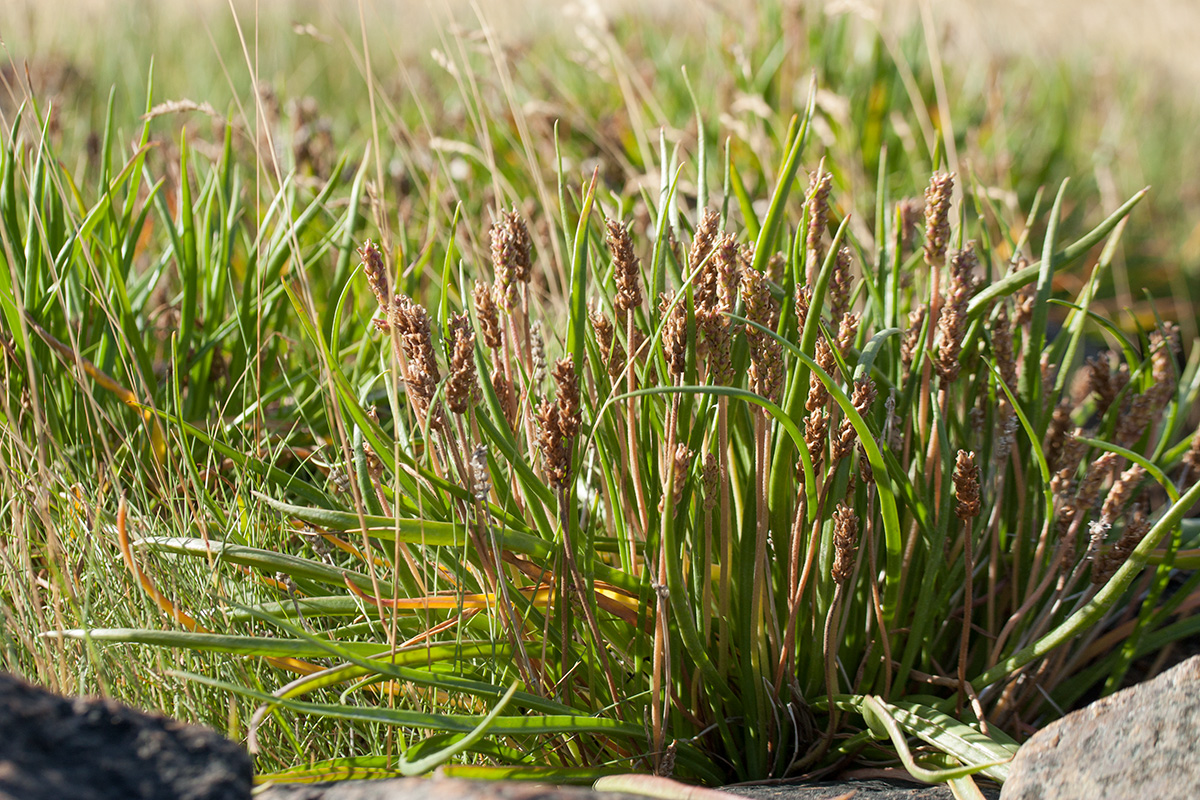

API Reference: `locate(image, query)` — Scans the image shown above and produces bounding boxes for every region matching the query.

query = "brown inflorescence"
[901,307,927,371]
[897,197,923,256]
[473,281,503,351]
[1100,463,1146,524]
[690,208,721,281]
[1092,507,1150,584]
[742,266,783,406]
[1043,401,1073,473]
[807,338,836,413]
[953,450,981,520]
[836,312,860,358]
[831,503,859,583]
[805,409,830,471]
[391,294,444,428]
[923,172,954,267]
[589,304,627,382]
[935,243,976,383]
[608,219,643,318]
[446,313,478,415]
[491,208,533,312]
[670,443,694,506]
[829,247,852,325]
[794,286,813,334]
[833,377,876,462]
[537,400,569,490]
[358,240,390,321]
[805,169,833,282]
[1072,451,1120,514]
[660,291,689,380]
[553,356,581,442]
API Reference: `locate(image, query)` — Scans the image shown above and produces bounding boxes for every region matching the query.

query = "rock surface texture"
[1000,654,1200,799]
[726,777,998,799]
[258,778,651,800]
[0,671,253,800]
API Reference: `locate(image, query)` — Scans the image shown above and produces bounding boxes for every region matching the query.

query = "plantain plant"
[3,6,1200,791]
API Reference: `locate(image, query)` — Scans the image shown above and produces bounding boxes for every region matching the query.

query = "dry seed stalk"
[953,449,981,707]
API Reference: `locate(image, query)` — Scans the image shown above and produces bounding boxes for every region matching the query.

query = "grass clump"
[3,3,1200,790]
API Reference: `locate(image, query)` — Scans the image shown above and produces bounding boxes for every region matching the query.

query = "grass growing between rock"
[3,1,1200,790]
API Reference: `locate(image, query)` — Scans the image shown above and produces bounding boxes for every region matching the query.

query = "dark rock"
[1001,654,1200,799]
[0,671,252,800]
[257,777,651,800]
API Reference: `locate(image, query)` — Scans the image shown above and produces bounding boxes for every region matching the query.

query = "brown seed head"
[741,264,774,333]
[607,219,643,316]
[1073,451,1120,513]
[670,443,694,506]
[829,246,852,323]
[1093,507,1150,584]
[690,208,721,280]
[795,286,813,333]
[491,208,533,311]
[589,304,627,382]
[831,503,859,583]
[1100,463,1145,523]
[805,169,833,280]
[537,400,569,490]
[806,338,835,412]
[552,355,581,441]
[992,304,1017,391]
[713,233,739,313]
[391,294,443,427]
[359,240,390,319]
[805,409,830,470]
[660,291,689,380]
[897,197,923,255]
[954,450,981,520]
[901,307,927,370]
[923,172,954,267]
[473,280,503,350]
[935,243,977,383]
[834,377,876,461]
[837,312,860,357]
[446,313,478,415]
[1043,401,1073,472]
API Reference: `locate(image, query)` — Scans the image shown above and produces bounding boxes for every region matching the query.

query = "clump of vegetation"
[4,3,1200,791]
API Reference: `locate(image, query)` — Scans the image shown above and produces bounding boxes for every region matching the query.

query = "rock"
[726,777,998,800]
[0,671,252,800]
[257,777,651,800]
[1001,654,1200,799]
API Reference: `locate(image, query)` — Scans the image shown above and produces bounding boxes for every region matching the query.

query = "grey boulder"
[1001,655,1200,799]
[0,671,252,800]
